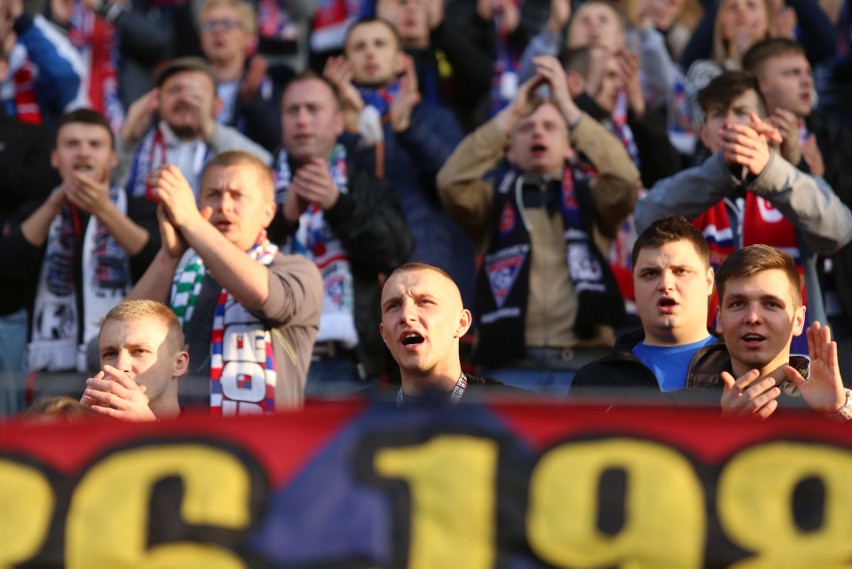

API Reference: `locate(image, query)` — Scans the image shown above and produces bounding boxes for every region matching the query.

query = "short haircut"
[715,244,802,307]
[57,108,115,148]
[155,56,217,89]
[201,150,275,202]
[100,299,186,354]
[697,71,768,119]
[283,69,343,111]
[344,17,402,52]
[199,0,257,35]
[383,262,462,302]
[631,215,710,268]
[742,37,807,77]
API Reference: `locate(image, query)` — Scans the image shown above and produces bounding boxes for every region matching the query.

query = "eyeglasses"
[200,19,242,31]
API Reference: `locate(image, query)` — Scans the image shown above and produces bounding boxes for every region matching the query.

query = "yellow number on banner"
[0,460,53,568]
[374,435,499,569]
[527,438,705,568]
[718,441,852,568]
[66,444,251,569]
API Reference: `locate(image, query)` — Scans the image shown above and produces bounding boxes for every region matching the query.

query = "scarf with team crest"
[474,161,624,366]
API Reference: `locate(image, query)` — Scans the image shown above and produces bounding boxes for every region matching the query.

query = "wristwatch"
[824,388,852,422]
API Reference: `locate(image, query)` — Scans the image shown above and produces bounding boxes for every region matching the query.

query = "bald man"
[380,263,521,405]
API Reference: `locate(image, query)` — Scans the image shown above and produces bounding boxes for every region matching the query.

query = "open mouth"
[742,333,765,345]
[530,143,548,156]
[658,297,677,308]
[401,332,424,346]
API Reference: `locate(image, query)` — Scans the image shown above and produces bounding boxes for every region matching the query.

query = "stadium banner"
[1,400,851,568]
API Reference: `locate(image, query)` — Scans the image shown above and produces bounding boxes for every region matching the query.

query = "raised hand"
[783,321,846,416]
[390,54,421,132]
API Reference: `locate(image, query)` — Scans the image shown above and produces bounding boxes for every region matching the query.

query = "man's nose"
[659,271,675,290]
[744,304,762,324]
[115,351,132,373]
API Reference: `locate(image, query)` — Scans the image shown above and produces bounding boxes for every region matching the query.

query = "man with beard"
[115,57,271,200]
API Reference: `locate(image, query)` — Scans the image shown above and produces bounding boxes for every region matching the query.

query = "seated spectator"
[80,299,188,421]
[272,71,411,394]
[437,56,641,395]
[116,57,271,200]
[381,262,520,406]
[0,0,84,129]
[10,109,159,374]
[635,71,852,353]
[199,0,282,152]
[128,150,322,415]
[716,244,850,421]
[324,17,477,308]
[573,215,719,393]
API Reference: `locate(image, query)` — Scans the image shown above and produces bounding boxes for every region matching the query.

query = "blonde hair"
[201,150,276,202]
[101,299,185,354]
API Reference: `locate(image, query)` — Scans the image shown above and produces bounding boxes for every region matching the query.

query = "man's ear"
[792,305,806,337]
[455,309,472,339]
[706,267,715,295]
[715,305,723,335]
[173,351,190,379]
[379,323,388,345]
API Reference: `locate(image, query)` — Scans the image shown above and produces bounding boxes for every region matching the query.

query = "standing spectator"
[115,57,271,199]
[0,37,60,413]
[437,56,641,394]
[324,18,477,308]
[14,109,159,374]
[272,71,411,393]
[128,151,322,414]
[0,0,84,129]
[375,0,493,131]
[199,0,282,152]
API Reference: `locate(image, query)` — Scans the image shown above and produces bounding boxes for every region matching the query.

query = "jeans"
[0,308,28,415]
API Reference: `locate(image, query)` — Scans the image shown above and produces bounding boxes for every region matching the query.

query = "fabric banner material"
[1,400,850,567]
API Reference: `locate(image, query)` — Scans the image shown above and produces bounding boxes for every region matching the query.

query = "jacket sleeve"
[635,153,737,233]
[632,24,676,110]
[749,152,852,254]
[570,115,642,238]
[110,0,175,65]
[15,14,83,112]
[323,166,413,275]
[436,119,507,244]
[395,104,464,178]
[628,107,684,188]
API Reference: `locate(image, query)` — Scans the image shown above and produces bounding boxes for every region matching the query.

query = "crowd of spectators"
[1,0,851,417]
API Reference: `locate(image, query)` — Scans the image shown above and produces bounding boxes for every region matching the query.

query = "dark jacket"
[346,101,477,307]
[571,328,730,394]
[270,157,413,378]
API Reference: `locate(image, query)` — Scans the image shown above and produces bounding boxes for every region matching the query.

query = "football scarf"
[170,235,281,416]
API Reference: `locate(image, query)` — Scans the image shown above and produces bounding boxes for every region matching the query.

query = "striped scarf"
[170,234,281,415]
[12,60,41,125]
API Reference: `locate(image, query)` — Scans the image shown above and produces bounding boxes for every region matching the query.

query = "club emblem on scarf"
[485,244,529,308]
[499,200,515,234]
